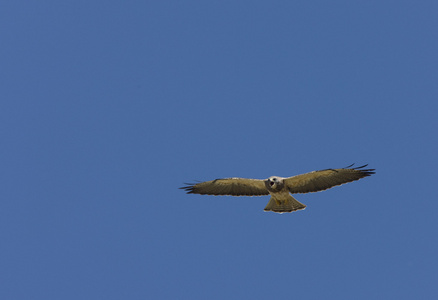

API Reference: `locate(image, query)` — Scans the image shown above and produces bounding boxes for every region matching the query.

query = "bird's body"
[180,164,375,213]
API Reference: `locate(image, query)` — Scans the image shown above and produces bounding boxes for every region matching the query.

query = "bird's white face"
[264,176,286,193]
[268,176,279,187]
[266,176,284,191]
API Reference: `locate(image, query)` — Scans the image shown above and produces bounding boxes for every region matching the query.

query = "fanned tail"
[264,195,306,214]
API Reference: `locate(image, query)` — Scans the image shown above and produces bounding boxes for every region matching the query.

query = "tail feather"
[264,195,306,213]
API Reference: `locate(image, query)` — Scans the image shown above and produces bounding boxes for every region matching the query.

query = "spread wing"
[284,164,375,194]
[180,178,269,196]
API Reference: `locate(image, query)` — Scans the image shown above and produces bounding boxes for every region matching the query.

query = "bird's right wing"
[284,164,375,194]
[180,178,269,196]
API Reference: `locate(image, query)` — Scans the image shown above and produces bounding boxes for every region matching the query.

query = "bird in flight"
[180,164,375,213]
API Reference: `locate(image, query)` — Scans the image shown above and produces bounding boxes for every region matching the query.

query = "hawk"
[180,164,375,213]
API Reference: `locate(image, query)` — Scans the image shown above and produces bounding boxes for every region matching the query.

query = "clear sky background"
[1,1,437,299]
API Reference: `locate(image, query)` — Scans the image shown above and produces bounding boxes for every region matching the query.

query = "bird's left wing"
[180,178,269,196]
[284,164,375,194]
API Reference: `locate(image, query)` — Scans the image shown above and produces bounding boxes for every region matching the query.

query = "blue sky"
[1,1,437,299]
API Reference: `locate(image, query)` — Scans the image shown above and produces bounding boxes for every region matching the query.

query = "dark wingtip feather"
[342,163,375,177]
[351,164,375,176]
[179,183,196,194]
[354,164,368,169]
[344,163,355,168]
[362,168,376,176]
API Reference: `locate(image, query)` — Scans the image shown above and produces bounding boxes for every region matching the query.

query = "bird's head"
[266,176,284,191]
